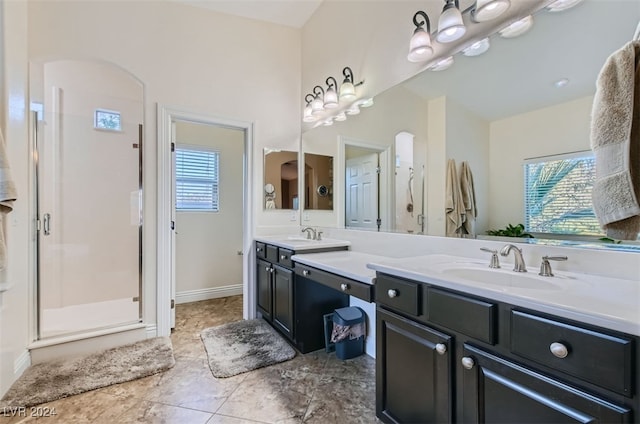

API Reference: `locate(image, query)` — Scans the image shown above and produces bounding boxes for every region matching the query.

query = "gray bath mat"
[0,336,175,410]
[201,319,296,378]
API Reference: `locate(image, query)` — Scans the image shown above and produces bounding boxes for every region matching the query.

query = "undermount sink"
[441,268,561,291]
[286,236,316,242]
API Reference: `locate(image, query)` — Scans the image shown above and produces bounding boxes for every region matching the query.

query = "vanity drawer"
[427,288,496,344]
[375,274,420,316]
[255,242,267,259]
[511,310,633,397]
[278,248,294,268]
[294,264,373,302]
[265,244,279,263]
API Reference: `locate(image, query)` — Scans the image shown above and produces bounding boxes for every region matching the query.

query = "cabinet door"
[376,307,453,424]
[256,259,272,321]
[273,265,294,340]
[462,344,631,423]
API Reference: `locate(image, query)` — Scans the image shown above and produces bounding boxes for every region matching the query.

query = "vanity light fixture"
[436,0,466,44]
[324,77,339,109]
[428,56,454,71]
[339,67,357,100]
[303,94,317,123]
[554,78,570,88]
[462,37,490,56]
[346,104,361,115]
[408,11,434,63]
[545,0,584,12]
[359,97,374,108]
[334,112,347,122]
[472,0,510,22]
[498,15,533,39]
[311,85,325,115]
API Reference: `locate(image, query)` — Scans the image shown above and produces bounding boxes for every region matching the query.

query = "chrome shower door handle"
[43,213,51,236]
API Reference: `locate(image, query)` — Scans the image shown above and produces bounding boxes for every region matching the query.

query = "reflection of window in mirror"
[304,153,333,210]
[263,149,298,210]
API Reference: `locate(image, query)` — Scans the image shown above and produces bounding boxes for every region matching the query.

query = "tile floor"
[1,296,378,423]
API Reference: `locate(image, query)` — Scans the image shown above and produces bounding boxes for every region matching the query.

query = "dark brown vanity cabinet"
[375,273,638,424]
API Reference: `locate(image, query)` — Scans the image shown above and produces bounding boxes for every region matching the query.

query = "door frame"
[157,105,255,336]
[337,136,392,231]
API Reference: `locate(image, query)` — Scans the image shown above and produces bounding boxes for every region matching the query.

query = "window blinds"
[175,146,220,211]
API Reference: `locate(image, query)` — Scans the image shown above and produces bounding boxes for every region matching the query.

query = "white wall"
[1,0,32,398]
[174,121,243,300]
[489,96,593,230]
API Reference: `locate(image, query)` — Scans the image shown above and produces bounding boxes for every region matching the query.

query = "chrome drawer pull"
[387,289,398,298]
[340,283,349,291]
[435,343,447,355]
[461,357,475,370]
[302,269,310,276]
[550,342,569,358]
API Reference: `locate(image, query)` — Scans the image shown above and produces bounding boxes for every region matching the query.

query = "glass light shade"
[346,104,360,115]
[436,5,466,43]
[311,95,324,115]
[323,118,334,126]
[324,87,339,109]
[339,81,356,100]
[546,0,583,12]
[408,28,433,62]
[462,38,490,57]
[302,105,317,122]
[499,15,533,38]
[334,112,347,122]
[428,56,454,71]
[359,98,374,108]
[472,0,510,22]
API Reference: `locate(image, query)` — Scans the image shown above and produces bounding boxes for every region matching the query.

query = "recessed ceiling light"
[499,15,533,39]
[428,56,454,72]
[462,38,490,57]
[554,78,570,88]
[546,0,584,12]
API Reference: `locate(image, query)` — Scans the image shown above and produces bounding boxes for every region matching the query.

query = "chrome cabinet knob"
[550,342,569,358]
[265,266,270,272]
[461,357,475,370]
[256,247,263,252]
[280,254,287,260]
[435,343,447,355]
[340,283,349,291]
[387,289,398,298]
[302,269,310,276]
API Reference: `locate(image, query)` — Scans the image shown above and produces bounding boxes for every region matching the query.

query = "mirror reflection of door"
[280,160,298,209]
[304,153,333,210]
[345,147,379,229]
[263,149,298,210]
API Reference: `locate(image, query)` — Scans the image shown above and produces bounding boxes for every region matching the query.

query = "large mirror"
[263,149,299,210]
[301,0,640,249]
[304,153,334,210]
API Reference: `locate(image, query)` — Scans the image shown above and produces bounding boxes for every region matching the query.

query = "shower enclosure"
[31,60,143,339]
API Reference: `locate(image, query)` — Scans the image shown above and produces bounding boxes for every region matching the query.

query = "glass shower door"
[36,60,143,339]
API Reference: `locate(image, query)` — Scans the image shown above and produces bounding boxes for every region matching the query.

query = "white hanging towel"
[0,129,17,271]
[590,40,640,240]
[460,161,477,237]
[445,159,465,237]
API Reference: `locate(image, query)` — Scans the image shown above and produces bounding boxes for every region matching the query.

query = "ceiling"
[170,0,323,28]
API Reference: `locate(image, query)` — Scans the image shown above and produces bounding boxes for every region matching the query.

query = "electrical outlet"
[290,211,297,221]
[303,212,310,221]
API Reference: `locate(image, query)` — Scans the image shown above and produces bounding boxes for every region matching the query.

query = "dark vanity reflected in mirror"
[304,153,333,210]
[301,0,640,250]
[263,149,299,210]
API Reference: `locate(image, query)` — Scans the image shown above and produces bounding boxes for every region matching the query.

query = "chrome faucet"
[301,227,317,240]
[500,244,527,272]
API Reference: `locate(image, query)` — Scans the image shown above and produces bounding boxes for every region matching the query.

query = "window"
[175,146,220,211]
[524,152,600,235]
[94,109,121,131]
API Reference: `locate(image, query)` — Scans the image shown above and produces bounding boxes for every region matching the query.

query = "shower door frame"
[31,111,144,342]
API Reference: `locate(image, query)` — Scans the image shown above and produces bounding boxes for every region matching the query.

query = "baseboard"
[175,285,242,305]
[146,324,158,338]
[14,349,31,377]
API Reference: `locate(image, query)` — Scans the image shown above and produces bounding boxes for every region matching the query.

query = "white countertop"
[292,251,386,285]
[255,235,351,251]
[367,254,640,337]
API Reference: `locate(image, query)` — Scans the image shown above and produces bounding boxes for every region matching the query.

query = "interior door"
[170,121,177,329]
[346,153,379,229]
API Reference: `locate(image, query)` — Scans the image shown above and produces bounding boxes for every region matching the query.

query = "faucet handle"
[316,231,323,241]
[480,247,501,269]
[538,255,568,277]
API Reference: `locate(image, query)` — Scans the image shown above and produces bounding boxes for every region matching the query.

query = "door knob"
[461,357,475,370]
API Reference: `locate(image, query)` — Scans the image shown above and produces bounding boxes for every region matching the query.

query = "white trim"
[175,285,243,304]
[14,350,31,377]
[145,324,158,338]
[157,105,255,337]
[523,150,593,165]
[27,323,147,349]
